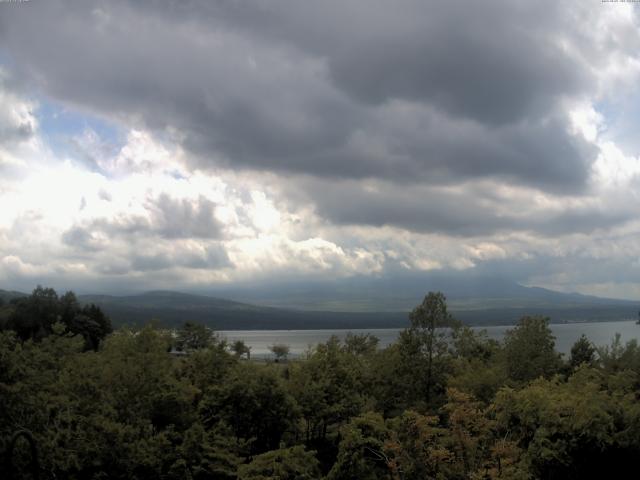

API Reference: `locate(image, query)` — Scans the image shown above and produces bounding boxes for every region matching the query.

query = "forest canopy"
[2,289,640,479]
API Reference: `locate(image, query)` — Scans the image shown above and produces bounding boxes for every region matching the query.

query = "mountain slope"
[209,274,636,312]
[78,287,639,330]
[0,289,28,303]
[3,279,638,330]
[78,291,409,329]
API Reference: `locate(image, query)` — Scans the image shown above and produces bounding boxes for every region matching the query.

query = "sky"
[1,0,640,299]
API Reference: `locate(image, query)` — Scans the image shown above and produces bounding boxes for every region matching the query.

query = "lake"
[220,320,640,358]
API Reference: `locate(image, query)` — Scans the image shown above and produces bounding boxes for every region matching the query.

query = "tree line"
[2,288,640,478]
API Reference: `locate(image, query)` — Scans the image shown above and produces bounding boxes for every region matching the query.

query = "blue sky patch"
[36,97,125,158]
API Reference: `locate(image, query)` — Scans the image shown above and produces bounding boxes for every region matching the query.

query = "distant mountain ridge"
[208,274,636,312]
[0,289,28,303]
[2,279,638,330]
[77,290,409,330]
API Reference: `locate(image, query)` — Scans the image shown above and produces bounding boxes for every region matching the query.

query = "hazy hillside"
[4,282,638,330]
[0,289,28,303]
[78,291,410,330]
[208,273,636,312]
[79,289,638,330]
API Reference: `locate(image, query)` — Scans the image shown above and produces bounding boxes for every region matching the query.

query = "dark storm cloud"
[343,104,596,191]
[0,0,605,192]
[473,249,640,289]
[130,244,230,272]
[0,78,36,146]
[310,182,513,236]
[126,1,588,123]
[149,194,223,240]
[61,226,104,252]
[234,1,587,125]
[0,118,34,145]
[305,180,635,237]
[61,194,224,248]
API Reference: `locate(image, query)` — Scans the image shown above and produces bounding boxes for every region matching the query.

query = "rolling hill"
[78,291,410,330]
[3,278,638,330]
[80,286,638,330]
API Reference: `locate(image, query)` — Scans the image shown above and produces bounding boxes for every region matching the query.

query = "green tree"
[231,339,251,359]
[385,410,453,480]
[68,302,112,351]
[569,334,596,370]
[167,423,241,480]
[493,368,640,479]
[327,412,392,480]
[38,325,197,477]
[451,325,499,362]
[503,316,562,384]
[442,388,494,478]
[237,446,320,480]
[8,285,60,341]
[0,297,12,330]
[397,291,459,406]
[176,321,215,351]
[368,343,407,416]
[449,327,507,404]
[596,334,640,376]
[6,288,112,350]
[178,342,237,395]
[289,336,364,441]
[59,290,80,325]
[343,332,379,356]
[199,363,298,453]
[270,343,290,361]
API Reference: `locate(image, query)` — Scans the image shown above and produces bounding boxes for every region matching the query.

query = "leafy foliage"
[2,287,640,479]
[394,291,460,408]
[237,446,320,480]
[231,339,251,359]
[569,334,596,370]
[4,286,112,350]
[504,315,562,384]
[269,343,290,361]
[175,321,216,351]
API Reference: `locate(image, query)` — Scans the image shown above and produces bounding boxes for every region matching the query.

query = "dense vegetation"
[2,288,640,479]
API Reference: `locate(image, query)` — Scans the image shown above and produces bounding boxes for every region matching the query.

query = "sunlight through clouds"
[2,0,640,299]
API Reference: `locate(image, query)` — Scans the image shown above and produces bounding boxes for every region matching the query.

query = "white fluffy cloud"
[1,1,640,299]
[0,103,393,291]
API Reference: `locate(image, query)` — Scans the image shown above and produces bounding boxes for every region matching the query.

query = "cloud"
[61,225,105,252]
[130,243,230,272]
[2,0,633,192]
[1,1,640,299]
[0,71,40,178]
[60,194,224,251]
[292,175,634,237]
[0,70,36,141]
[148,194,223,239]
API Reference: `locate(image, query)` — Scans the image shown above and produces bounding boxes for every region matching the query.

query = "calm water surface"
[220,320,640,358]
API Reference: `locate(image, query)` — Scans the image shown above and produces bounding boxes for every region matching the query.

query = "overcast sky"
[1,0,640,299]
